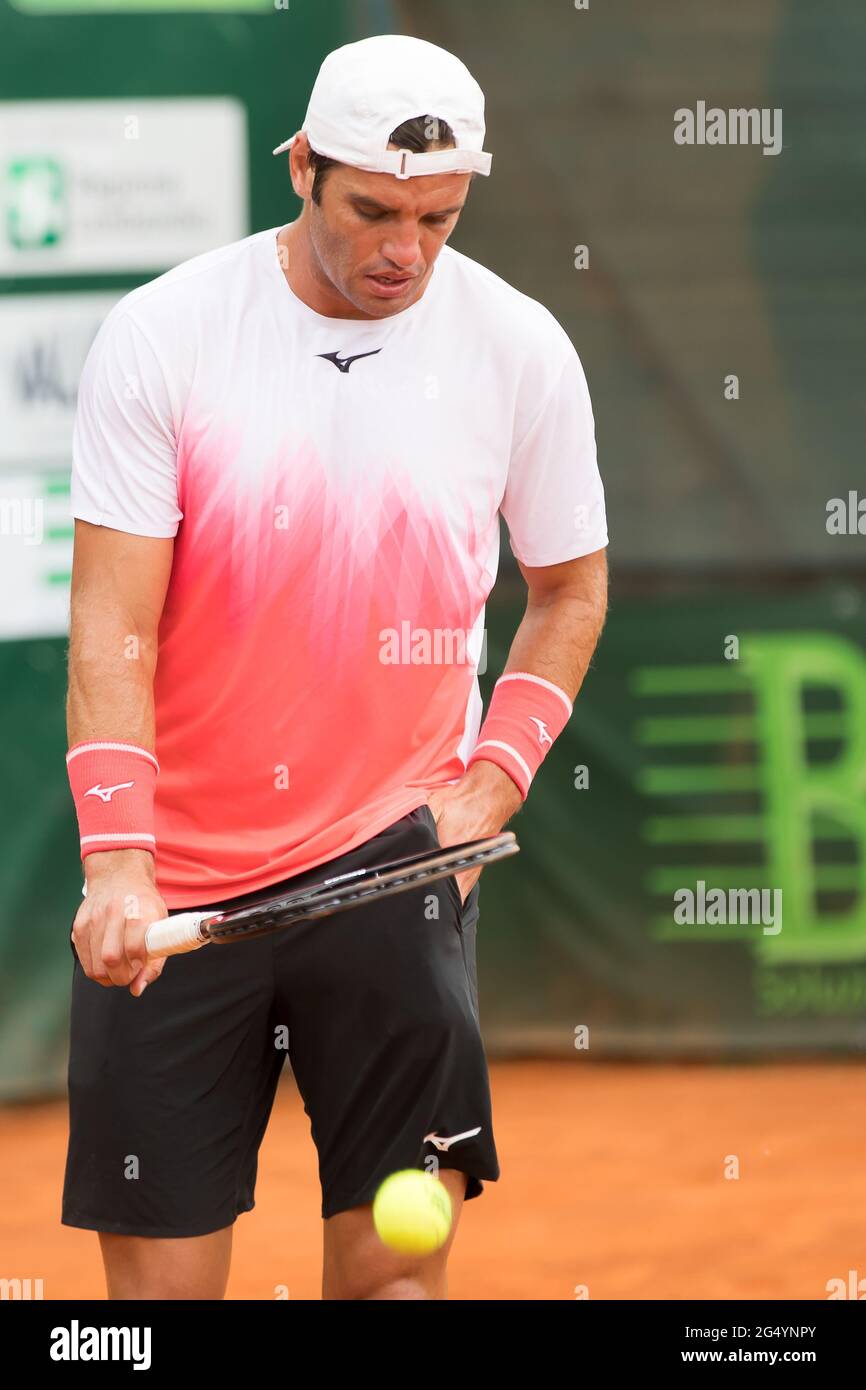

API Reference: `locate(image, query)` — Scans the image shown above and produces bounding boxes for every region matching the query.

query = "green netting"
[398,0,866,570]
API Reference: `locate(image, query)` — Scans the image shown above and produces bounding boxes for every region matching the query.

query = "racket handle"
[145,911,208,959]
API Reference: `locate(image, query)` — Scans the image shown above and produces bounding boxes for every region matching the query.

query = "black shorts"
[62,804,499,1236]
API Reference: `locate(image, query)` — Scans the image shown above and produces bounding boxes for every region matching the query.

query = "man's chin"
[352,274,426,317]
[356,297,412,319]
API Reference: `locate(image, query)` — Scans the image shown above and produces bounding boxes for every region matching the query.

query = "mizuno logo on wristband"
[84,781,135,803]
[529,717,553,747]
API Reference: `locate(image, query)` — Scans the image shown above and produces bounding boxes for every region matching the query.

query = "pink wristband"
[66,741,159,861]
[466,672,573,800]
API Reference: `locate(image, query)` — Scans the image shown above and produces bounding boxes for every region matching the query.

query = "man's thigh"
[63,931,283,1238]
[278,807,499,1223]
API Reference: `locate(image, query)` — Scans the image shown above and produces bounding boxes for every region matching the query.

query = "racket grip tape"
[145,911,208,959]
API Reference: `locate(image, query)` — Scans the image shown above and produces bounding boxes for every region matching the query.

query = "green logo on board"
[5,158,66,250]
[635,634,866,1010]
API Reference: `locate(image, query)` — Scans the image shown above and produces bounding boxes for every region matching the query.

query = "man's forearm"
[67,610,160,879]
[458,552,608,811]
[66,520,170,750]
[434,557,607,849]
[66,624,158,751]
[502,569,608,703]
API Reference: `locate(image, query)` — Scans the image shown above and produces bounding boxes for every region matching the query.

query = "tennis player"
[63,34,608,1300]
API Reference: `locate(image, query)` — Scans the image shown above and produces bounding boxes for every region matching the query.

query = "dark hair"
[307,114,456,204]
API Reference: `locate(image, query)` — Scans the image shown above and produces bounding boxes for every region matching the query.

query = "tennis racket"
[145,831,519,960]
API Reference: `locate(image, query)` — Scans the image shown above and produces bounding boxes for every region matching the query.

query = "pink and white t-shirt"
[71,227,608,907]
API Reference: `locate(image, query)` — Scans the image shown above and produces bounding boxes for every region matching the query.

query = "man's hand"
[427,761,522,903]
[71,848,168,996]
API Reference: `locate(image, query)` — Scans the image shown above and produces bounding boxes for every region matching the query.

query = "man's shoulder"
[437,245,574,359]
[105,228,272,342]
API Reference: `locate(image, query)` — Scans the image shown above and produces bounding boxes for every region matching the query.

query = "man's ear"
[288,133,314,202]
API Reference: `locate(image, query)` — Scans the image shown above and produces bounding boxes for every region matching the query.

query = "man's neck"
[276,221,375,321]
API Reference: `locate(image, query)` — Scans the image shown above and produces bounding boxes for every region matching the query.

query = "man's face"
[305,159,471,318]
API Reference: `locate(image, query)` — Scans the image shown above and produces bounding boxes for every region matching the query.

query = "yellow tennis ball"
[372,1170,453,1256]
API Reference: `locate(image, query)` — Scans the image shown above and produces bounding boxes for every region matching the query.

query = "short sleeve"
[501,347,608,567]
[71,309,182,538]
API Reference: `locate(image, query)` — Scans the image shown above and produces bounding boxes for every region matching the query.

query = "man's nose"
[381,225,422,270]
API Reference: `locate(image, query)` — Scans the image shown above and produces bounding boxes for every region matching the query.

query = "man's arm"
[428,547,608,888]
[67,519,174,994]
[508,547,608,696]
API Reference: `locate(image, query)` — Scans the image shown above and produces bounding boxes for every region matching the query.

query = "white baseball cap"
[272,34,492,180]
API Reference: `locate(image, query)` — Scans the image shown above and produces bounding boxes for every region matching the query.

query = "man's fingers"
[71,911,101,980]
[124,910,168,994]
[128,959,165,997]
[99,909,137,986]
[455,867,482,905]
[70,878,168,989]
[123,917,151,972]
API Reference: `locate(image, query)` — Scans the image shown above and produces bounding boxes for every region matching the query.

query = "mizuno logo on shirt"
[423,1126,482,1152]
[84,782,135,802]
[317,349,382,373]
[530,717,553,747]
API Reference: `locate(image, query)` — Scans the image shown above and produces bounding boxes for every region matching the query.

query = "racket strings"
[208,843,514,941]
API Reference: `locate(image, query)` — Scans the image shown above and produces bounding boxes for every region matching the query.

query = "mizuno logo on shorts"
[84,781,135,802]
[423,1126,482,1152]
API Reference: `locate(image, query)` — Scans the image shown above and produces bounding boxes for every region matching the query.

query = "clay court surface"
[2,1061,862,1300]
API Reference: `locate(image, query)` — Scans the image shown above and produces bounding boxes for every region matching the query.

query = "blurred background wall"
[1,0,865,1097]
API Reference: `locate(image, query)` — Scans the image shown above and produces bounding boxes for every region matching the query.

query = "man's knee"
[99,1228,232,1301]
[329,1266,444,1301]
[105,1278,226,1301]
[323,1220,453,1300]
[360,1275,437,1301]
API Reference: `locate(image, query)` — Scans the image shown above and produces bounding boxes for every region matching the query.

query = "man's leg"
[322,1170,468,1300]
[282,812,498,1300]
[99,1228,234,1300]
[63,926,284,1291]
